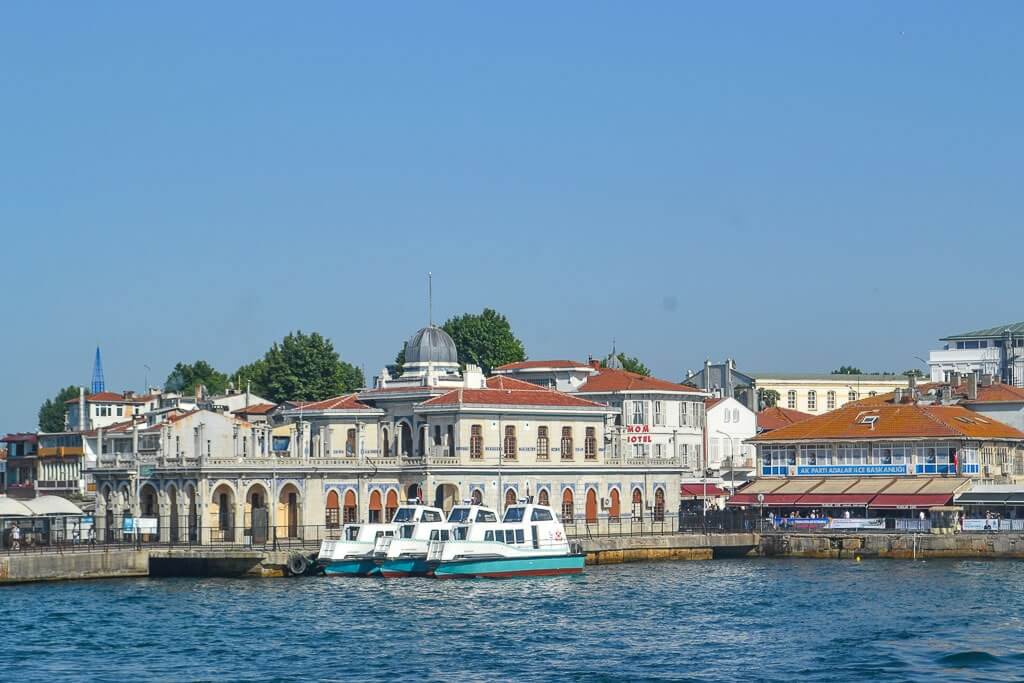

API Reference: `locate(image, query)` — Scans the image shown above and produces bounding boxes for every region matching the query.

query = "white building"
[703,397,756,483]
[928,321,1024,387]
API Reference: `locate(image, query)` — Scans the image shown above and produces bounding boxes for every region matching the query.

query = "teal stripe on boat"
[324,558,379,576]
[433,555,584,578]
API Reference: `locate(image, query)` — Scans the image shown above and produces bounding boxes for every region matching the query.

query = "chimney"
[78,387,86,431]
[893,388,904,403]
[981,373,993,387]
[951,371,961,388]
[966,373,978,400]
[703,359,711,390]
[940,386,952,402]
[908,373,917,390]
[589,359,600,369]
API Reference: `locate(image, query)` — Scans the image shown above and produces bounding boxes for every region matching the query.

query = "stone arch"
[561,488,574,522]
[537,488,550,507]
[246,482,271,543]
[343,489,357,523]
[381,427,391,457]
[140,483,159,518]
[434,484,459,513]
[609,488,621,522]
[210,482,237,540]
[585,488,599,523]
[504,488,518,509]
[277,483,302,538]
[632,487,644,519]
[399,421,413,457]
[654,486,666,522]
[165,482,180,542]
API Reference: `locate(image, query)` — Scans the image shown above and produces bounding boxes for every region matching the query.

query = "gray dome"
[405,325,458,364]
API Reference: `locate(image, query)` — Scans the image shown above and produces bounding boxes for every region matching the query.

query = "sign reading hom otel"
[796,464,909,476]
[625,424,653,443]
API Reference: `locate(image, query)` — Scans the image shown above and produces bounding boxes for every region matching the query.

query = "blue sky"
[3,3,1023,430]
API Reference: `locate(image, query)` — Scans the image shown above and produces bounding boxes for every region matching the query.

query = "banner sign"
[826,518,885,530]
[796,465,908,476]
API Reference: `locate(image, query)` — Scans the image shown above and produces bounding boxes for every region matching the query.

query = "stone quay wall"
[759,532,1024,560]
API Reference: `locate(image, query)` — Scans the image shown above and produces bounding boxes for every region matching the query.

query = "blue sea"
[3,559,1023,682]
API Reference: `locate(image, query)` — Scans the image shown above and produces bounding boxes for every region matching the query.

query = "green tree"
[233,358,270,397]
[601,352,651,376]
[165,361,229,396]
[758,388,780,409]
[38,385,82,432]
[394,346,406,370]
[442,308,526,374]
[903,368,925,378]
[241,331,364,403]
[831,366,864,375]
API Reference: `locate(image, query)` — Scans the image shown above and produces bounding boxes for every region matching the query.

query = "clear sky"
[3,3,1023,431]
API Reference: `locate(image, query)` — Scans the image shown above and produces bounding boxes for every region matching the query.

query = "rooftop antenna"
[91,346,106,394]
[428,271,433,326]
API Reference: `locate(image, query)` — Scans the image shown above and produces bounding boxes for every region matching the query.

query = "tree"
[38,385,82,432]
[394,346,406,369]
[758,388,780,409]
[239,331,364,403]
[831,366,863,375]
[601,352,651,376]
[233,358,270,397]
[903,368,925,378]
[165,361,229,396]
[442,308,526,374]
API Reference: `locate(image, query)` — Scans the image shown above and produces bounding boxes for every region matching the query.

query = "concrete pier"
[580,533,758,564]
[759,532,1024,559]
[0,549,149,584]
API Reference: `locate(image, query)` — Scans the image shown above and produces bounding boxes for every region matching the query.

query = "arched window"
[561,427,573,461]
[369,490,382,523]
[503,425,517,459]
[381,428,390,457]
[537,426,549,460]
[470,425,483,459]
[418,426,427,457]
[346,429,356,456]
[385,489,399,522]
[538,489,549,507]
[585,489,598,523]
[787,390,797,409]
[561,489,574,522]
[654,487,665,522]
[609,489,621,522]
[632,488,643,519]
[446,425,455,457]
[585,427,596,460]
[400,423,412,457]
[343,490,357,523]
[827,391,836,410]
[807,390,817,411]
[848,390,858,403]
[505,488,517,508]
[325,490,340,529]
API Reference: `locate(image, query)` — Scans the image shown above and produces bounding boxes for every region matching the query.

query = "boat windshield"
[452,526,469,540]
[344,526,360,541]
[400,524,415,539]
[503,507,526,523]
[392,508,416,523]
[475,510,497,523]
[448,508,470,523]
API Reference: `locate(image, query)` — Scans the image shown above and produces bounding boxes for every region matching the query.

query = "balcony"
[37,446,85,458]
[37,480,79,491]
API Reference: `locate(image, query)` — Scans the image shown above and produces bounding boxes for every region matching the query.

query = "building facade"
[750,373,911,415]
[928,321,1024,387]
[704,397,756,477]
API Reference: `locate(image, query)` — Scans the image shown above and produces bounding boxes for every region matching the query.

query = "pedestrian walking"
[11,523,21,551]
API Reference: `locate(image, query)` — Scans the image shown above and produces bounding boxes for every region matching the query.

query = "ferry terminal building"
[90,325,700,541]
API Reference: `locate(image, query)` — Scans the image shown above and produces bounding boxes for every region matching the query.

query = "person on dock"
[11,522,21,551]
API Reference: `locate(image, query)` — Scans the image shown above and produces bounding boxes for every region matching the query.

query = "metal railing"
[563,509,761,539]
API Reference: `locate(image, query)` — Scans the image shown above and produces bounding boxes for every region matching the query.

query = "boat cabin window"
[530,509,554,522]
[484,530,494,541]
[503,507,526,523]
[515,529,525,544]
[392,508,416,523]
[429,529,451,541]
[475,510,497,523]
[345,526,360,541]
[453,526,469,540]
[401,524,416,539]
[421,510,443,522]
[374,530,395,539]
[448,508,470,523]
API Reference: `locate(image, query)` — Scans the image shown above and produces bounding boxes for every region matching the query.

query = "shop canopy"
[727,476,968,510]
[869,494,953,509]
[680,484,728,499]
[792,494,874,508]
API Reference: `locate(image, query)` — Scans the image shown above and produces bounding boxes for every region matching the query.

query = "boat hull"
[379,556,430,578]
[431,554,585,579]
[323,558,380,577]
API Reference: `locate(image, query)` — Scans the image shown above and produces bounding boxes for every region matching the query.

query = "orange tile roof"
[577,367,704,394]
[293,394,372,411]
[495,360,591,370]
[968,383,1024,403]
[231,403,277,415]
[751,402,1024,442]
[420,376,609,409]
[757,406,814,432]
[852,381,1024,407]
[65,391,146,404]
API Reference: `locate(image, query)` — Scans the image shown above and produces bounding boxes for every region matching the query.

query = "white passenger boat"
[374,504,499,578]
[319,504,441,576]
[425,503,585,578]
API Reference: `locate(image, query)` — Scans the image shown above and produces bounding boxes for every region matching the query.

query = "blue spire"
[91,346,106,394]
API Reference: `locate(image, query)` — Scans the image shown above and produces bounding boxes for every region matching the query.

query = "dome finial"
[428,272,433,326]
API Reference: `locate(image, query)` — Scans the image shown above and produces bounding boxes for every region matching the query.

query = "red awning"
[727,493,802,507]
[681,484,728,498]
[869,494,952,509]
[794,494,874,508]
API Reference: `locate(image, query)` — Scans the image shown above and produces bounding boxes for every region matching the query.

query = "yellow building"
[751,373,912,415]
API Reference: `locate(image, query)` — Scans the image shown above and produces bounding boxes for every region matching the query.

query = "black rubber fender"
[287,553,310,576]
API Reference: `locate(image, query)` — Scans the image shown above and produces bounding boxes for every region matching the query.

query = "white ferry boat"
[374,504,499,578]
[319,504,441,576]
[425,502,585,578]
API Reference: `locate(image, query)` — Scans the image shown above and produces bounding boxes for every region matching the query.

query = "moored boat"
[320,503,445,576]
[426,502,584,578]
[376,503,498,577]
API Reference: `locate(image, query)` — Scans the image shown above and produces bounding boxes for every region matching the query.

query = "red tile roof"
[231,403,277,415]
[64,391,145,404]
[852,381,1024,407]
[495,360,591,371]
[292,394,372,411]
[966,383,1024,403]
[577,367,704,394]
[2,433,38,444]
[420,376,609,409]
[752,402,1024,442]
[757,406,814,432]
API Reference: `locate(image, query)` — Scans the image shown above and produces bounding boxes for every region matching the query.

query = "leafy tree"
[444,308,527,374]
[394,346,406,369]
[233,358,270,396]
[165,361,229,396]
[240,331,364,403]
[758,388,780,409]
[831,366,864,375]
[903,368,925,378]
[601,352,651,376]
[38,385,82,432]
